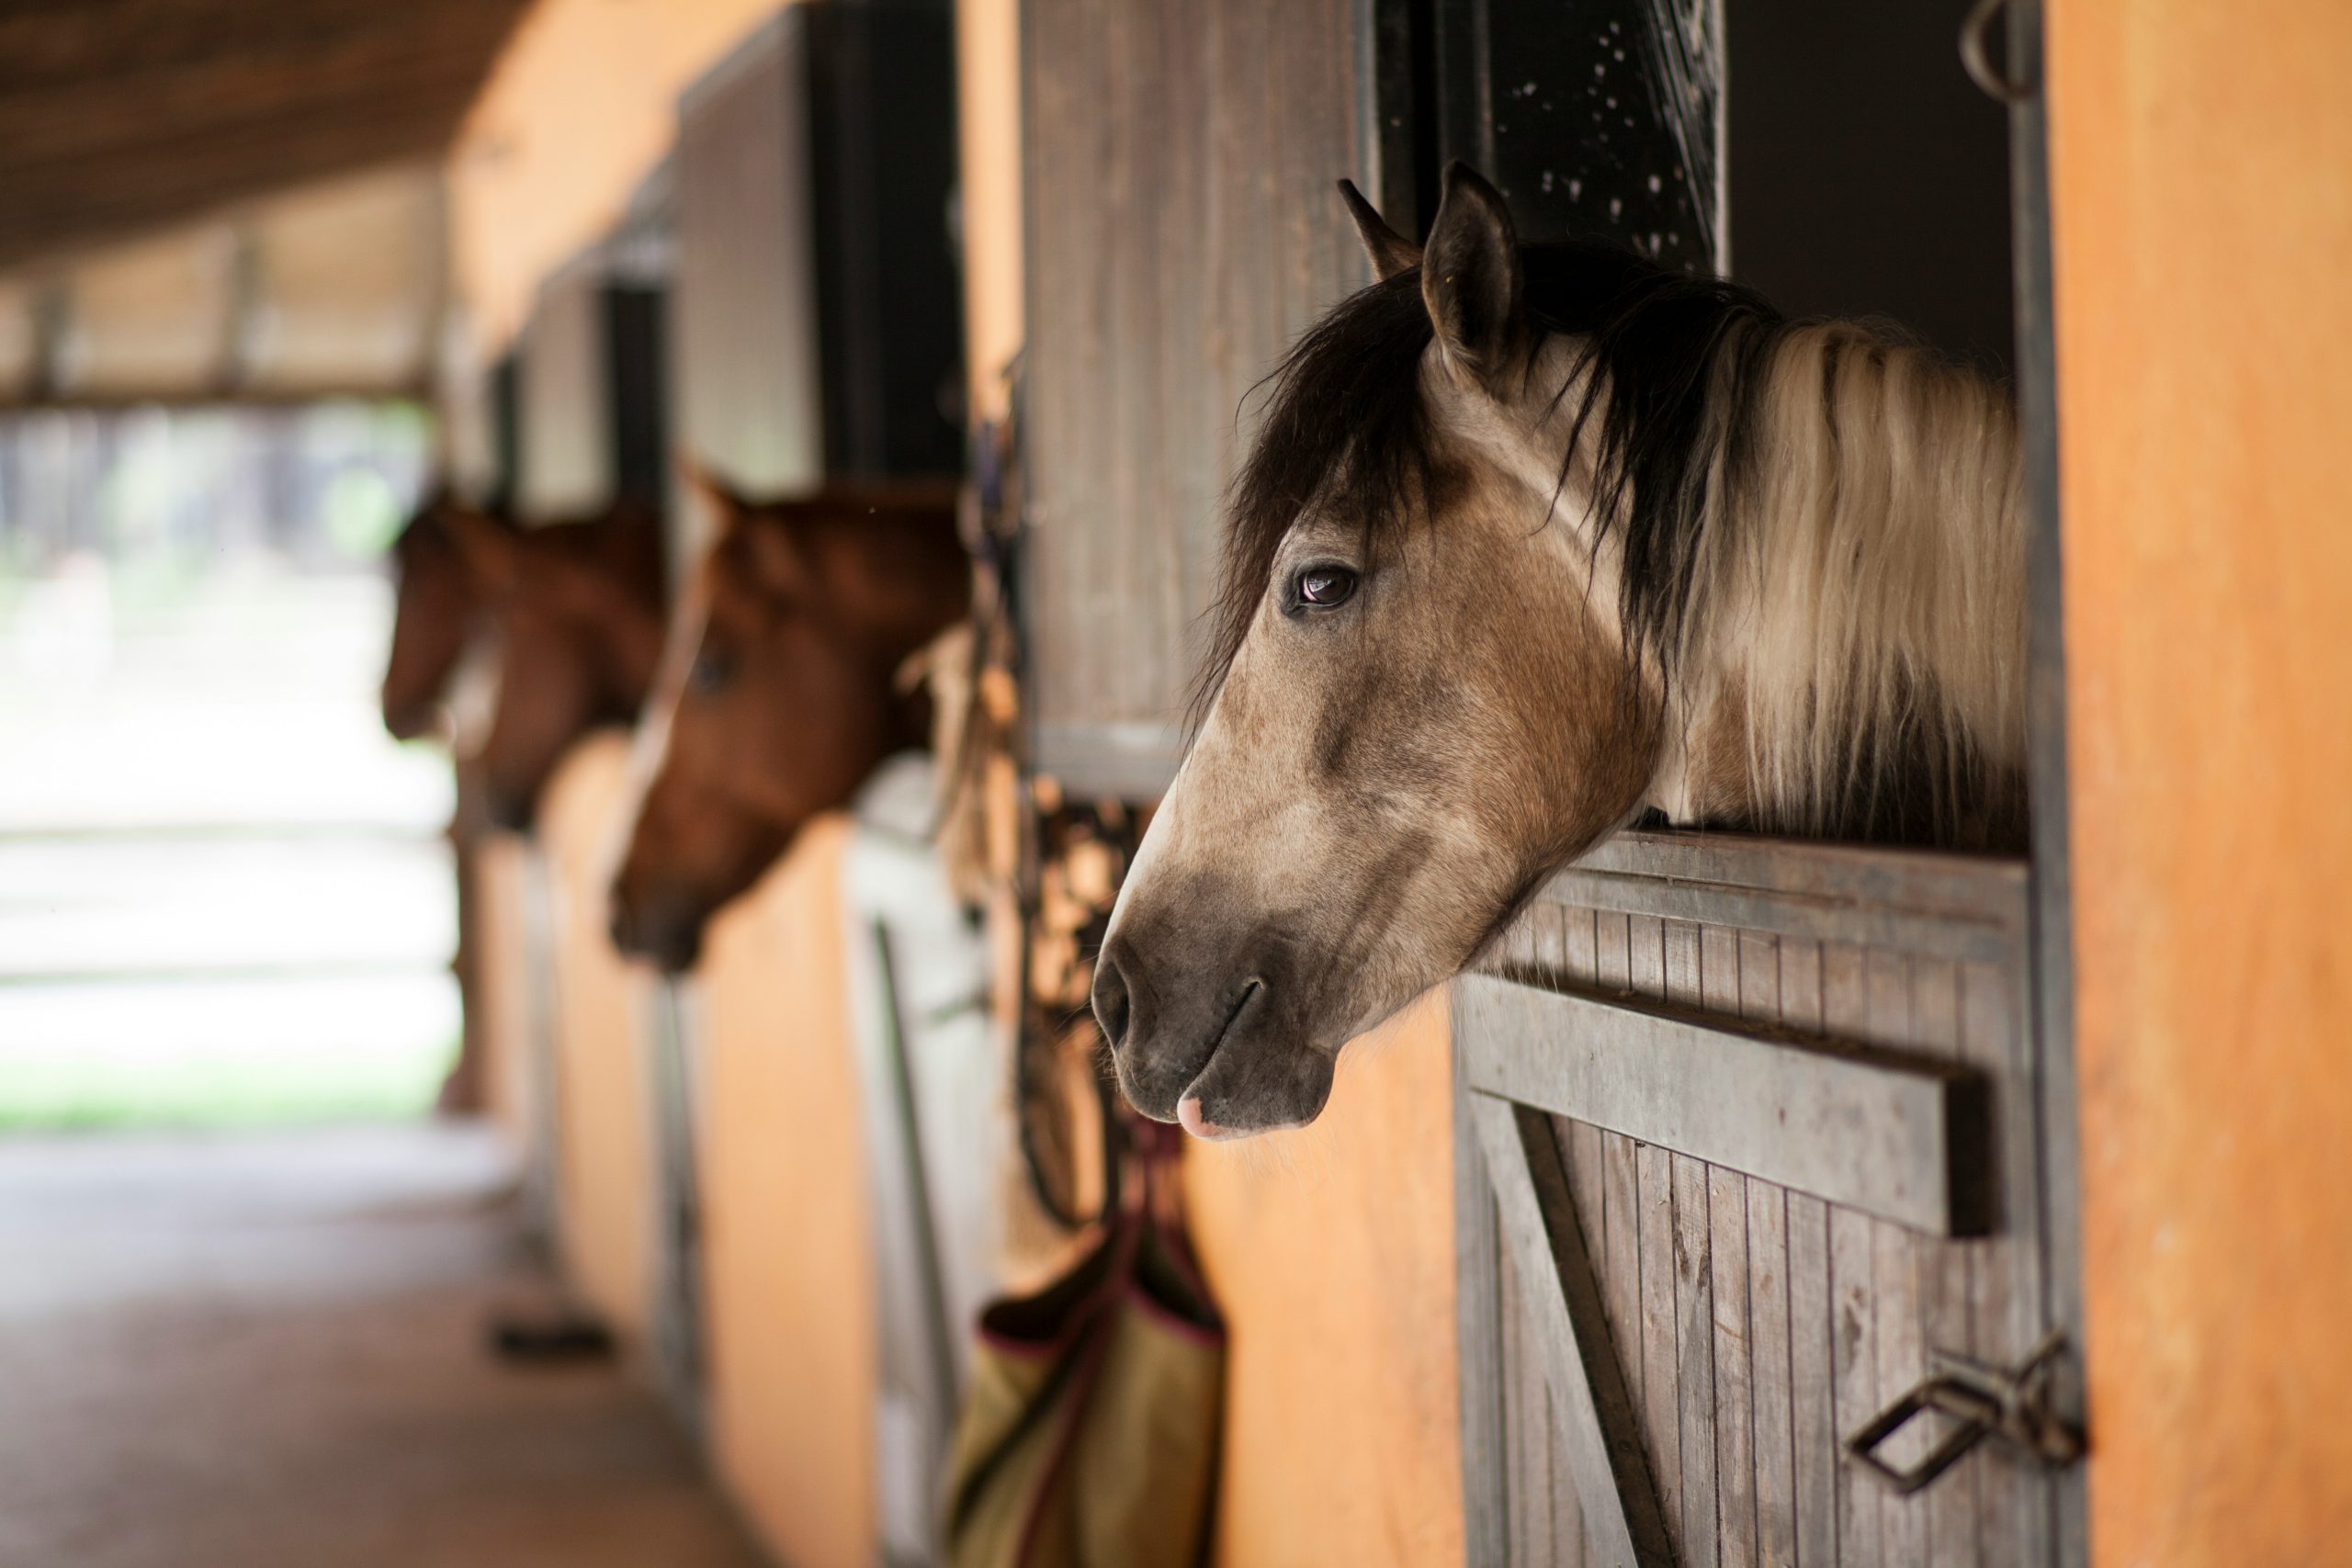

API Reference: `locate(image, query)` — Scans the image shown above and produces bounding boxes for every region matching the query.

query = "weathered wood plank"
[1827,1204,1881,1568]
[1786,1192,1838,1568]
[1544,864,2017,965]
[1780,938,1826,1034]
[1820,943,1877,1568]
[1711,1165,1757,1568]
[1867,949,1928,1567]
[1023,0,1370,792]
[1550,1380,1590,1568]
[1535,900,1570,990]
[1914,957,1980,1568]
[1871,1216,1928,1563]
[1962,954,2052,1566]
[1501,1235,1543,1568]
[1638,1140,1682,1555]
[1662,923,1719,1568]
[1602,1128,1645,1453]
[1696,926,1755,1566]
[1737,931,1795,1568]
[1746,1182,1796,1568]
[1629,914,1666,1002]
[1564,830,2028,930]
[1563,903,1600,987]
[1473,1095,1677,1568]
[1514,1241,1552,1568]
[1675,1156,1721,1568]
[1456,975,1981,1234]
[1597,909,1633,994]
[1565,1117,1609,1327]
[1454,1044,1510,1568]
[1664,919,1702,1009]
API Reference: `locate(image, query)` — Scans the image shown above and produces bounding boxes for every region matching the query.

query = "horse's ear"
[1421,162,1526,386]
[1338,179,1420,281]
[678,454,751,525]
[734,507,818,601]
[447,505,523,594]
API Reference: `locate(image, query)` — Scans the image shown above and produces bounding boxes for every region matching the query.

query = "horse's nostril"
[1091,951,1132,1052]
[610,890,706,973]
[482,786,533,833]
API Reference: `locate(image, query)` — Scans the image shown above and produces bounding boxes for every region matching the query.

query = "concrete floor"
[0,1122,765,1568]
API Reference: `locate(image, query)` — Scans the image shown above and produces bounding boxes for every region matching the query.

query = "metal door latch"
[1845,1331,2086,1495]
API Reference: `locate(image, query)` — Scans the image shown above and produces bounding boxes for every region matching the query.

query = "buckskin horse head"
[1095,163,2028,1140]
[447,500,670,831]
[608,474,969,972]
[380,488,509,743]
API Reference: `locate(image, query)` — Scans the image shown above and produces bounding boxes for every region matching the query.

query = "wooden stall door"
[1454,835,2076,1568]
[1020,0,1380,796]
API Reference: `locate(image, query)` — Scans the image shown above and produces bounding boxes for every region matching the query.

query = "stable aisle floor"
[0,1122,763,1568]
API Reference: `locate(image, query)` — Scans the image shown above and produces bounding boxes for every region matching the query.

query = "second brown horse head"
[450,500,670,831]
[381,488,509,743]
[610,475,969,972]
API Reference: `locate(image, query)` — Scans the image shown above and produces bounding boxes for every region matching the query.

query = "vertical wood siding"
[1462,835,2063,1566]
[1020,0,1373,793]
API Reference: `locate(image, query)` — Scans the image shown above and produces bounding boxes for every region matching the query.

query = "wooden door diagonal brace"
[1471,1092,1678,1568]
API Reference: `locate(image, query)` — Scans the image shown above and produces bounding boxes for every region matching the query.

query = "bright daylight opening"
[0,403,454,1127]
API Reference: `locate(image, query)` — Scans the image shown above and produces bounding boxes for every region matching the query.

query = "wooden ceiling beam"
[0,0,531,274]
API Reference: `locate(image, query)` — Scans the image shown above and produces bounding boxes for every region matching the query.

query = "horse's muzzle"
[1093,925,1334,1137]
[609,891,705,974]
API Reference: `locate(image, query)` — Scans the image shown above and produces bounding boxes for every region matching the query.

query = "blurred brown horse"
[447,501,670,830]
[380,490,511,742]
[609,476,968,971]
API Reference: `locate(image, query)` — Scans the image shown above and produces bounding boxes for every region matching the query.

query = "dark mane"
[1196,241,1784,730]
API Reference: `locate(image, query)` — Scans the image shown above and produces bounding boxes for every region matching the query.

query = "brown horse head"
[450,501,670,831]
[381,489,507,742]
[609,475,969,972]
[1095,165,2024,1139]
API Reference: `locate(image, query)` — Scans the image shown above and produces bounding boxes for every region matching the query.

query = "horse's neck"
[841,515,971,649]
[1650,324,2030,841]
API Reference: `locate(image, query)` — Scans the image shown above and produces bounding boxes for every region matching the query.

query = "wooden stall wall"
[1457,837,2064,1568]
[693,818,876,1568]
[470,833,548,1166]
[1182,997,1465,1567]
[537,736,662,1348]
[1022,0,1380,795]
[2047,4,2352,1562]
[1019,2,1466,1562]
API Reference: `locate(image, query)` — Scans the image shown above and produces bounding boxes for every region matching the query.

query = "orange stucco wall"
[471,830,544,1156]
[956,0,1023,423]
[2049,4,2352,1562]
[1184,994,1465,1568]
[537,736,661,1347]
[694,817,876,1568]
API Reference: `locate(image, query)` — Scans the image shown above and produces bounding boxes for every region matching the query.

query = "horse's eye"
[687,646,733,696]
[1295,566,1359,609]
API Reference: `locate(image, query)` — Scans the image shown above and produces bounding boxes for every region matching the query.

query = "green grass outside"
[0,1036,458,1131]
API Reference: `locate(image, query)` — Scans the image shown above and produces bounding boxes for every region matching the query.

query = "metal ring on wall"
[1960,0,2035,103]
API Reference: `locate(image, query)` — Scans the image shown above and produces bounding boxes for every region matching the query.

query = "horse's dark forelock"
[1193,241,1786,733]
